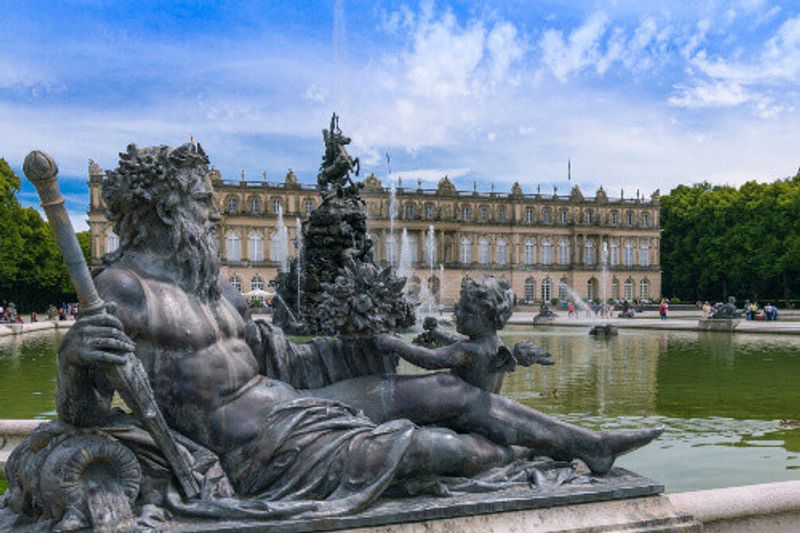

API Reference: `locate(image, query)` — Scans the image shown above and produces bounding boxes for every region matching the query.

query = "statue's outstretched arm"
[376,332,463,370]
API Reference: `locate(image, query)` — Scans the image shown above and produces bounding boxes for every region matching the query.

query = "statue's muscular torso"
[95,261,298,453]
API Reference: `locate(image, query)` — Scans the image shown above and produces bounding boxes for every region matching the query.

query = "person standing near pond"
[659,299,669,320]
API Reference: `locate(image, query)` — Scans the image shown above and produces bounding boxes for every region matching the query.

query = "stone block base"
[698,318,737,331]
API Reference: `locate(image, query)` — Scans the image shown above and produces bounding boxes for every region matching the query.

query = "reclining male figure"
[59,143,661,505]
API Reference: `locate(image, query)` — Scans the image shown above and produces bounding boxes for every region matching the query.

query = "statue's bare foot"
[581,427,664,475]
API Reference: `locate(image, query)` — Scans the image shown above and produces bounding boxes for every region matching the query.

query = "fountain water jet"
[275,205,289,272]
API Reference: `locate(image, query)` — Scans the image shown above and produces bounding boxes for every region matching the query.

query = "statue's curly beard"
[170,216,221,302]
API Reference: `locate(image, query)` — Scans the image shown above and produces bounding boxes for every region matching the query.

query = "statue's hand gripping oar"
[23,150,201,499]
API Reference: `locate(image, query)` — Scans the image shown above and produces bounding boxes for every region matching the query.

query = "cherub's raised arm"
[375,332,464,370]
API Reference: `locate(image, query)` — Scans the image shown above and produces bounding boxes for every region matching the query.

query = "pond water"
[1,326,798,493]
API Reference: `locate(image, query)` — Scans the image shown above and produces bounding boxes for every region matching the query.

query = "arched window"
[496,239,507,266]
[587,278,598,301]
[272,199,281,214]
[541,278,552,302]
[229,275,242,292]
[543,207,551,224]
[405,203,415,219]
[270,232,284,262]
[227,196,239,214]
[541,239,552,265]
[226,231,241,261]
[558,239,569,265]
[407,275,421,300]
[560,209,568,224]
[428,276,441,300]
[524,239,535,265]
[624,278,634,301]
[586,210,593,224]
[610,211,618,225]
[460,237,472,264]
[639,243,650,267]
[248,231,263,262]
[462,205,471,220]
[497,206,506,222]
[558,278,568,301]
[584,240,595,265]
[385,235,397,266]
[106,231,119,253]
[642,212,650,227]
[478,238,490,265]
[524,277,536,301]
[405,235,418,264]
[610,242,619,266]
[640,279,650,300]
[611,278,620,300]
[525,207,534,223]
[627,211,634,226]
[249,197,260,214]
[480,206,488,222]
[305,199,314,216]
[425,204,434,220]
[251,275,264,291]
[624,242,634,267]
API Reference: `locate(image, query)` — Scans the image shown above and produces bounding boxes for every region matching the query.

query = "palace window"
[624,278,634,301]
[642,212,650,227]
[624,242,634,267]
[460,237,472,264]
[478,238,490,265]
[610,242,619,266]
[640,279,650,300]
[227,196,239,213]
[560,210,568,224]
[524,277,535,301]
[526,207,534,223]
[627,211,634,226]
[586,210,593,224]
[558,279,568,301]
[496,239,507,266]
[305,199,314,216]
[272,199,282,214]
[541,278,552,302]
[248,231,263,262]
[480,206,488,222]
[385,235,397,266]
[425,204,434,220]
[543,208,551,224]
[542,239,552,265]
[558,240,569,265]
[229,275,242,292]
[406,203,415,219]
[587,278,597,301]
[585,241,595,265]
[462,206,471,220]
[249,197,260,214]
[406,236,419,263]
[524,240,535,265]
[640,243,650,267]
[251,275,264,291]
[226,231,241,261]
[611,211,618,225]
[611,278,620,300]
[106,231,119,253]
[498,206,506,223]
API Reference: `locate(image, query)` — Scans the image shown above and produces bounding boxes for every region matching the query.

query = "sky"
[2,0,800,231]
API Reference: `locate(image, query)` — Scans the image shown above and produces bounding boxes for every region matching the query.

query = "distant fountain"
[275,205,289,272]
[601,242,609,304]
[295,217,303,316]
[439,264,445,307]
[561,281,596,320]
[389,181,397,238]
[398,228,413,284]
[417,226,438,314]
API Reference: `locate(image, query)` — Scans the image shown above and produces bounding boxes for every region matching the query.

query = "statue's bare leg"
[310,373,662,475]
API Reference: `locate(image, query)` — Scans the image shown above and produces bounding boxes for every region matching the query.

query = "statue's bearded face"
[164,170,222,301]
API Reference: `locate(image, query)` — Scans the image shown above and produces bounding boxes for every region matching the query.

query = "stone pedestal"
[698,318,737,332]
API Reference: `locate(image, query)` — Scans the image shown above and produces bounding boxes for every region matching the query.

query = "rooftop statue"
[2,139,662,531]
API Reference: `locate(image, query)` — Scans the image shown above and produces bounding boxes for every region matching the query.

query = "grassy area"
[287,335,315,344]
[0,474,7,493]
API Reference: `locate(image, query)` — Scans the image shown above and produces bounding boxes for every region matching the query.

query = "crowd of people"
[0,300,78,323]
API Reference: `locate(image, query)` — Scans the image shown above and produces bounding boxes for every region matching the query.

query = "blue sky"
[2,0,799,230]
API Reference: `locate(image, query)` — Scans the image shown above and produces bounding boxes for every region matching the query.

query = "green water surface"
[1,326,798,493]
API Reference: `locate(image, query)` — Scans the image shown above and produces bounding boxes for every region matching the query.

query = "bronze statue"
[317,113,361,199]
[2,142,662,530]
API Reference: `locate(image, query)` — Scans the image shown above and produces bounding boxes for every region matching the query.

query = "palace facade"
[88,162,662,305]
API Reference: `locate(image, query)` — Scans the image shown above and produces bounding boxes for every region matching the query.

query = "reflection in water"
[1,326,799,492]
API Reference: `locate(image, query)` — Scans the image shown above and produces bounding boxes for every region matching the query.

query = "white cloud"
[541,12,609,81]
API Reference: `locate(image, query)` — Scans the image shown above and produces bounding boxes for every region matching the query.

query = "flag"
[568,158,571,181]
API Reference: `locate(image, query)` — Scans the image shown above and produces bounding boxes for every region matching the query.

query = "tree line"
[661,168,800,305]
[0,159,88,313]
